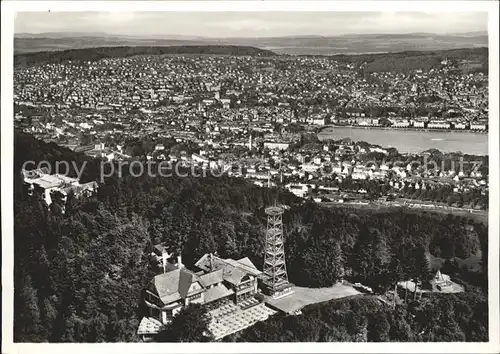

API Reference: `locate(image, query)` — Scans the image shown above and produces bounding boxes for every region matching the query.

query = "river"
[317,127,488,155]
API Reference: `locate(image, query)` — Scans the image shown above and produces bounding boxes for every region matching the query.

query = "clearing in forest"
[264,284,361,314]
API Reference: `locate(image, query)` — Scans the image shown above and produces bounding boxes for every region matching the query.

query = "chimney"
[209,253,214,271]
[177,255,183,269]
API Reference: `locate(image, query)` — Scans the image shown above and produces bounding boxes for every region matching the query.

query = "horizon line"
[14,30,489,39]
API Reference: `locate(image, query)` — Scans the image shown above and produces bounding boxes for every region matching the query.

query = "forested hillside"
[14,45,278,67]
[327,47,488,73]
[14,133,488,342]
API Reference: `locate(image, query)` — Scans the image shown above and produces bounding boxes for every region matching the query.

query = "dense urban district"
[14,47,489,210]
[14,45,488,343]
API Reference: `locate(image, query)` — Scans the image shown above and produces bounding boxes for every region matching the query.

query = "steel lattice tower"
[263,206,291,295]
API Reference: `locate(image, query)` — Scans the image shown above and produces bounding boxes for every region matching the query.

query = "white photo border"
[2,1,499,353]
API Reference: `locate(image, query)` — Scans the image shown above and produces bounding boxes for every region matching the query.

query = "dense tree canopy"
[15,45,278,68]
[157,304,213,342]
[14,133,488,342]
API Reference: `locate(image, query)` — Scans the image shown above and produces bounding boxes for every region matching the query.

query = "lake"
[317,127,488,155]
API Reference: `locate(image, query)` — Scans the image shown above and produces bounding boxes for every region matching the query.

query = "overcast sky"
[14,12,488,37]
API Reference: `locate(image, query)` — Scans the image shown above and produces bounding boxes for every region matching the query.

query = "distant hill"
[326,47,489,73]
[14,45,278,67]
[14,32,488,56]
[245,33,488,55]
[14,45,488,74]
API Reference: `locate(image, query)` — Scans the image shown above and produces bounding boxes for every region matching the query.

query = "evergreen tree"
[411,247,431,299]
[14,272,42,342]
[367,312,390,341]
[351,225,373,281]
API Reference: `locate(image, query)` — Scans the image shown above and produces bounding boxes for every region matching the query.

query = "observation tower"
[262,205,293,298]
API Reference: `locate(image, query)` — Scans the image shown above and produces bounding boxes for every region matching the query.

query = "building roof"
[61,181,98,195]
[27,172,79,190]
[195,254,261,285]
[222,266,247,286]
[137,317,163,335]
[204,284,234,304]
[199,269,224,287]
[178,269,201,298]
[435,270,451,282]
[152,268,202,305]
[153,270,182,304]
[153,243,168,255]
[22,168,50,180]
[229,257,261,277]
[32,175,66,189]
